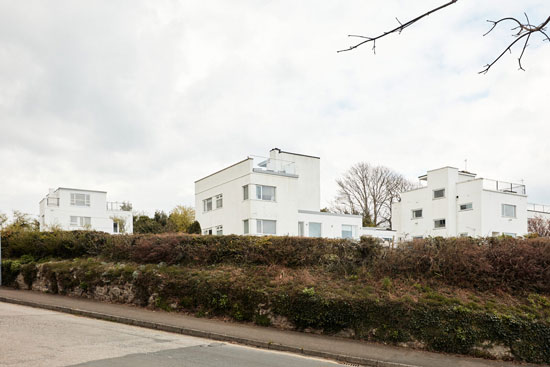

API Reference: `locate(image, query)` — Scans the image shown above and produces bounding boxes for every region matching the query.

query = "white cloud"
[1,0,549,217]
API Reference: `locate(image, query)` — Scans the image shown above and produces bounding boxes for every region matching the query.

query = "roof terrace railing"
[106,201,132,211]
[528,203,550,213]
[482,179,526,195]
[251,156,297,176]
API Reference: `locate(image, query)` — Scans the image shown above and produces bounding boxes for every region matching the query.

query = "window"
[342,225,353,239]
[243,219,249,234]
[460,203,473,211]
[298,222,304,236]
[459,232,468,237]
[503,232,517,237]
[203,228,213,235]
[491,231,500,237]
[433,189,445,199]
[309,222,322,238]
[501,204,516,218]
[216,225,223,235]
[412,209,423,219]
[113,222,119,233]
[257,219,276,235]
[413,236,423,240]
[434,219,446,229]
[256,185,276,201]
[243,185,249,200]
[70,216,90,227]
[70,193,90,206]
[70,216,78,225]
[216,194,223,209]
[203,198,213,212]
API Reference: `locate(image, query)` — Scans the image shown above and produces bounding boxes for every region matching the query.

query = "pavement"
[0,302,343,367]
[0,287,536,367]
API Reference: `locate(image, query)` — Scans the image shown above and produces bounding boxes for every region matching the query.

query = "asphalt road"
[0,302,343,367]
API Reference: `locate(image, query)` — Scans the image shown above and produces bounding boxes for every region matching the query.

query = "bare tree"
[332,163,414,228]
[338,1,550,73]
[528,216,550,237]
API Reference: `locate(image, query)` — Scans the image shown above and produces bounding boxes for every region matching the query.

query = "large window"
[501,204,516,218]
[434,219,446,229]
[433,189,445,199]
[243,219,249,234]
[309,222,322,238]
[216,225,223,235]
[412,209,423,219]
[342,224,353,239]
[203,198,213,212]
[243,185,249,200]
[70,216,91,227]
[70,193,90,206]
[460,203,473,211]
[216,194,223,209]
[256,185,276,201]
[257,219,276,235]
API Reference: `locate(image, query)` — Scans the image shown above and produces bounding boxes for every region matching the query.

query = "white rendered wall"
[39,188,133,234]
[297,210,362,238]
[480,190,527,236]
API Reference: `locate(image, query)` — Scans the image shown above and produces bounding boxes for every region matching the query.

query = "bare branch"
[337,0,458,53]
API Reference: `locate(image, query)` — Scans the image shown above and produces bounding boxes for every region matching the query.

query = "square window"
[256,185,276,201]
[309,222,322,238]
[216,225,223,235]
[501,204,516,218]
[342,224,353,239]
[203,198,213,212]
[433,189,445,199]
[412,209,423,219]
[434,219,446,229]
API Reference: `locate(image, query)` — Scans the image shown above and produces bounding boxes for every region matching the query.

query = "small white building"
[39,187,133,234]
[195,148,395,242]
[392,167,531,240]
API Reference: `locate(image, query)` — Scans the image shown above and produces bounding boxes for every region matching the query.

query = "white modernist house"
[39,187,133,234]
[195,148,395,242]
[391,166,550,240]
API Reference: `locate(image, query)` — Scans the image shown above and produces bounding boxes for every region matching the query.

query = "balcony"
[482,179,526,195]
[528,203,550,213]
[47,197,59,207]
[251,156,297,177]
[106,201,132,211]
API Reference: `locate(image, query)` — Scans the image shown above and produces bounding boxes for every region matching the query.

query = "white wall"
[39,188,133,234]
[481,189,527,236]
[297,210,362,238]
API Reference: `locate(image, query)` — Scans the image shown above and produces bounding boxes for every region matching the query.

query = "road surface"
[0,302,344,367]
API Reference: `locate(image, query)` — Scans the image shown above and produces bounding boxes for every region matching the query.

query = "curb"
[0,295,418,367]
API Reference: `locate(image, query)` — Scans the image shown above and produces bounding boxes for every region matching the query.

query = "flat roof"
[271,148,320,160]
[298,209,362,218]
[194,157,252,183]
[55,187,107,194]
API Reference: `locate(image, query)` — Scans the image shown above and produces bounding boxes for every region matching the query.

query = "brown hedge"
[2,231,550,293]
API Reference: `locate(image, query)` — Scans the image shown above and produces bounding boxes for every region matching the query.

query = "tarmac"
[0,287,537,367]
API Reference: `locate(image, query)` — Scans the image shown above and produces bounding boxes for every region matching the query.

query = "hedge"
[2,231,550,293]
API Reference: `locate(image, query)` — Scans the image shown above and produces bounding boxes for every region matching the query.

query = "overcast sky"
[1,0,549,217]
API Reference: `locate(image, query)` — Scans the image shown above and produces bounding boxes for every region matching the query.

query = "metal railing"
[482,179,526,195]
[106,201,132,211]
[47,197,59,206]
[527,203,550,213]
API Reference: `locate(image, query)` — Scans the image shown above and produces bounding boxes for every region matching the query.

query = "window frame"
[459,203,473,211]
[411,209,423,219]
[215,194,223,209]
[309,222,322,238]
[203,197,213,212]
[341,224,353,239]
[501,204,517,218]
[70,193,90,207]
[434,218,446,229]
[257,219,276,235]
[243,185,249,200]
[216,225,223,235]
[243,219,249,234]
[433,188,445,200]
[255,185,276,201]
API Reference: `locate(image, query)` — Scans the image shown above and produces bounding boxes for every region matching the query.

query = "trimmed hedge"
[2,231,550,293]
